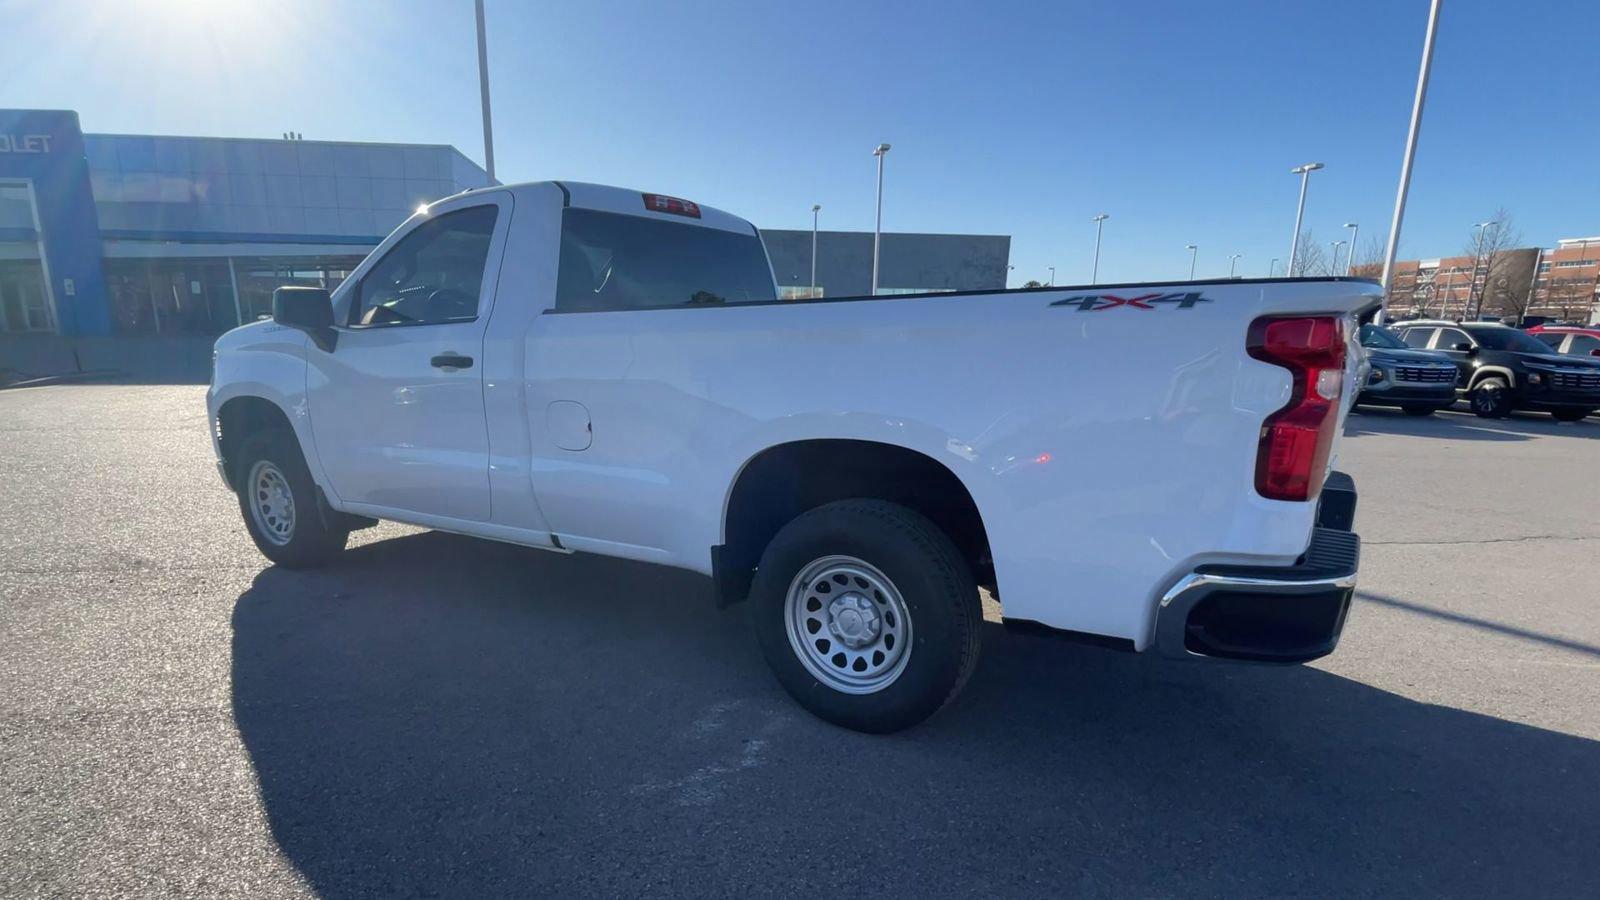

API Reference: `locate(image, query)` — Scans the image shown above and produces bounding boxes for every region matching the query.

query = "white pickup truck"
[208,181,1375,732]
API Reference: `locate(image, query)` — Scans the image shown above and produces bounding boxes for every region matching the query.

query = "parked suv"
[1354,323,1459,415]
[1527,325,1600,359]
[1390,320,1600,421]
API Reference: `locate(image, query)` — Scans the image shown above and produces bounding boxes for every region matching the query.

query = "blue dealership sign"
[0,109,110,335]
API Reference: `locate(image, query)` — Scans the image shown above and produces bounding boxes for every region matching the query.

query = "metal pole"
[1187,245,1198,280]
[227,256,243,327]
[1048,266,1055,286]
[1467,222,1491,319]
[810,204,820,295]
[1269,257,1279,277]
[1091,213,1108,284]
[1376,0,1442,324]
[474,0,496,183]
[1331,241,1346,275]
[871,144,889,296]
[1522,248,1543,325]
[1345,223,1360,274]
[1288,168,1311,275]
[1229,254,1241,277]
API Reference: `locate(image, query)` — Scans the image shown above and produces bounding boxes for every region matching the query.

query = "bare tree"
[1290,229,1329,277]
[1545,277,1590,322]
[1347,235,1386,279]
[1463,208,1523,319]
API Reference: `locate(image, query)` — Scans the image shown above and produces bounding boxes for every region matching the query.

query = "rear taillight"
[1247,315,1346,502]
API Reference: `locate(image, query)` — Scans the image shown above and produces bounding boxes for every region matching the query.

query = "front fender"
[207,328,331,497]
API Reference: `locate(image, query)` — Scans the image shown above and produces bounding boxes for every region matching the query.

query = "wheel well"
[216,397,293,490]
[717,439,993,606]
[1468,368,1514,389]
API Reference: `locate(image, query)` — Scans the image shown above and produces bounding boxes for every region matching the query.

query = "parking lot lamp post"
[810,204,821,295]
[1331,240,1347,275]
[1048,266,1055,286]
[1228,253,1242,277]
[474,0,496,183]
[1186,245,1198,280]
[1287,162,1325,276]
[1344,222,1360,274]
[871,143,890,296]
[1091,213,1109,284]
[1269,257,1279,277]
[1376,0,1442,324]
[1468,220,1496,319]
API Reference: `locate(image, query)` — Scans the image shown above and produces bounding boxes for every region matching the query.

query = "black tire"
[1469,376,1512,419]
[1401,404,1439,417]
[1550,408,1593,422]
[749,499,982,734]
[233,429,349,568]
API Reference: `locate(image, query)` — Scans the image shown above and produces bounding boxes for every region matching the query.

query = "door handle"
[431,353,474,370]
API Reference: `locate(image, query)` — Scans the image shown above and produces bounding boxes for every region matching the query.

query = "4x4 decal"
[1050,291,1212,312]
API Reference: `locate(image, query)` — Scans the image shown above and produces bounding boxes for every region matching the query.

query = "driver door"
[307,194,511,523]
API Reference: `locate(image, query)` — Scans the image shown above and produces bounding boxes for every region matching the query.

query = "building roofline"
[83,131,488,176]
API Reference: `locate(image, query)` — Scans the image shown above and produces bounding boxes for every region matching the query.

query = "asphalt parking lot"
[2,385,1598,898]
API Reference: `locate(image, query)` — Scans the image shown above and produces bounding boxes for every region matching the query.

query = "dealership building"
[1,108,1009,339]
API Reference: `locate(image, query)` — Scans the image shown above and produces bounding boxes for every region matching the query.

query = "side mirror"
[273,286,337,352]
[1452,341,1474,353]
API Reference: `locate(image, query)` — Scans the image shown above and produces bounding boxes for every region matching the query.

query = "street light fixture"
[871,143,891,296]
[1468,219,1497,319]
[1186,244,1198,280]
[1228,253,1242,277]
[810,204,821,296]
[1287,162,1325,276]
[1091,213,1110,284]
[1343,222,1360,274]
[1269,257,1279,277]
[1047,266,1056,286]
[1330,240,1346,275]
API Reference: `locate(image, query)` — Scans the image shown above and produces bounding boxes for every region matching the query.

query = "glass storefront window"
[104,253,366,334]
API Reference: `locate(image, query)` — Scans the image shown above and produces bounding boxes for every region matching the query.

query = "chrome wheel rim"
[247,460,295,546]
[784,555,912,694]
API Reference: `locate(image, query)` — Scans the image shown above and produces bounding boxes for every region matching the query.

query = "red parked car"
[1527,325,1600,359]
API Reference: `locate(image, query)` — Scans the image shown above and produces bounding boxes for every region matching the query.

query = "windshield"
[1359,324,1408,350]
[555,208,777,311]
[1471,327,1558,354]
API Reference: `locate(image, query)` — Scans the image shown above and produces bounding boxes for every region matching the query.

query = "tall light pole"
[1287,162,1325,276]
[1047,266,1056,286]
[1091,213,1109,284]
[1376,0,1442,324]
[1186,244,1198,280]
[474,0,496,183]
[1228,253,1242,277]
[1344,222,1360,274]
[1269,257,1279,277]
[871,143,890,296]
[1467,220,1497,319]
[809,204,821,295]
[1330,240,1347,275]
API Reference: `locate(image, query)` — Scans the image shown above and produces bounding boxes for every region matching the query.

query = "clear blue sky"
[2,0,1596,284]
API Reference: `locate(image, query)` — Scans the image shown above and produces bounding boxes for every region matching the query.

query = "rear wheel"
[750,499,982,734]
[234,429,349,567]
[1401,404,1439,417]
[1550,408,1593,422]
[1469,377,1512,419]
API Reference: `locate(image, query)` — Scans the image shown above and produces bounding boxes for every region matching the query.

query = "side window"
[1401,327,1435,349]
[1568,335,1600,356]
[1434,328,1471,350]
[351,205,498,327]
[1533,333,1565,349]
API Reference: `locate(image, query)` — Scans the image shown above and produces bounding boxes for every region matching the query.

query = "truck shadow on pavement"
[231,531,1600,898]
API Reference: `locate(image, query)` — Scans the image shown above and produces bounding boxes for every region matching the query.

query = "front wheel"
[234,429,349,567]
[1469,377,1512,419]
[1551,408,1594,422]
[750,499,982,734]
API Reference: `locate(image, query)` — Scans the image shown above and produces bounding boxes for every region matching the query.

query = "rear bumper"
[1154,472,1359,663]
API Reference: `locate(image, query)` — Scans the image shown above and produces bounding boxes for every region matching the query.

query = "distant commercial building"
[2,108,1012,339]
[1384,237,1599,323]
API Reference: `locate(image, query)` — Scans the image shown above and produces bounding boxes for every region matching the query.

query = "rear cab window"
[555,208,776,312]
